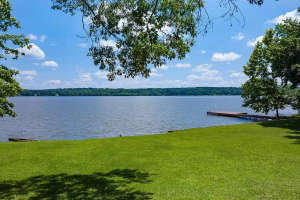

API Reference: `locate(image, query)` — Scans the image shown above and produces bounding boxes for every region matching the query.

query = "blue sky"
[5,0,300,89]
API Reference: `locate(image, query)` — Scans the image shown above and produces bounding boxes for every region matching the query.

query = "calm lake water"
[0,96,297,141]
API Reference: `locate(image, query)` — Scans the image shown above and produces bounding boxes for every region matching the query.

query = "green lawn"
[0,117,299,200]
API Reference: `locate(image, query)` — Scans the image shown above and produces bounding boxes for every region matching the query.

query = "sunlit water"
[0,96,297,141]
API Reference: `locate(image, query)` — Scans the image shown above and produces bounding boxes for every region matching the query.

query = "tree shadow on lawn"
[259,116,300,145]
[0,169,154,200]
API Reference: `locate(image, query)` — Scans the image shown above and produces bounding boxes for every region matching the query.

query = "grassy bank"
[0,118,299,200]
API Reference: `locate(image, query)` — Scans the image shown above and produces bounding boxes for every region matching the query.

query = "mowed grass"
[0,117,299,200]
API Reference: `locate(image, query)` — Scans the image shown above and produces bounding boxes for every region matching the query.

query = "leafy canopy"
[0,0,29,117]
[263,8,300,88]
[0,66,22,117]
[242,42,291,118]
[51,0,264,80]
[242,8,300,116]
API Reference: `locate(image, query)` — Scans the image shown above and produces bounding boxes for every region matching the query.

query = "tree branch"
[79,0,121,41]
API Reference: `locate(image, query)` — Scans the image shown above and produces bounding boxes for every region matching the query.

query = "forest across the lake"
[20,87,242,96]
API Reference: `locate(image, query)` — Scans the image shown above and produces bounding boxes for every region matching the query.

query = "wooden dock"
[8,138,37,142]
[207,111,276,120]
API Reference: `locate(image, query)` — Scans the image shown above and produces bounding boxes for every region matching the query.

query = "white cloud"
[94,71,108,79]
[99,40,117,50]
[159,65,168,70]
[39,35,47,43]
[211,52,241,62]
[150,72,163,77]
[231,33,244,40]
[23,76,35,80]
[189,64,221,81]
[95,77,192,89]
[27,34,47,42]
[27,34,38,40]
[18,43,45,59]
[230,72,247,79]
[77,43,88,48]
[175,63,191,68]
[18,70,38,81]
[41,61,58,70]
[192,64,212,72]
[247,35,263,47]
[22,73,249,89]
[20,70,37,76]
[230,72,243,77]
[41,61,58,67]
[187,74,201,81]
[200,50,207,54]
[48,80,61,85]
[229,72,248,85]
[269,9,300,24]
[187,73,222,82]
[79,73,92,82]
[152,65,168,72]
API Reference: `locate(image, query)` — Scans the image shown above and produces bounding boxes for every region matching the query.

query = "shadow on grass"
[259,116,300,144]
[0,169,154,200]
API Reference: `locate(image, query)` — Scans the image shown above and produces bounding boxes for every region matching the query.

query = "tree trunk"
[276,108,279,119]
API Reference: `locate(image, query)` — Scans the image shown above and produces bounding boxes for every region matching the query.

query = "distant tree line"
[20,87,242,96]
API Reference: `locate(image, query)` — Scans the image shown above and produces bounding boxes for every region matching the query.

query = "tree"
[0,66,22,117]
[242,7,300,116]
[242,42,291,118]
[0,0,29,117]
[51,0,264,80]
[263,7,300,89]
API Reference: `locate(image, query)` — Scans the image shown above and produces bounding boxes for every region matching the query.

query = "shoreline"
[3,116,298,143]
[0,120,266,143]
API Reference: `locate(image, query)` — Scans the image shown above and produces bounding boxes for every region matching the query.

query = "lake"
[0,96,297,141]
